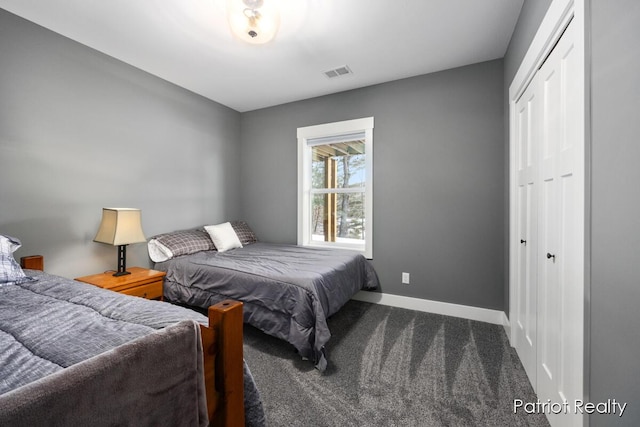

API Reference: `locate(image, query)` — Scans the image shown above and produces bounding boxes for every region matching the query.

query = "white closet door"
[536,19,583,427]
[513,77,539,388]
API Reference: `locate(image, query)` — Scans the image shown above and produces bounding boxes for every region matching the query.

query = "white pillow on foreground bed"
[204,222,243,253]
[0,235,33,285]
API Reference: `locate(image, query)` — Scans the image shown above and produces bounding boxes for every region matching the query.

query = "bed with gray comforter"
[0,270,265,427]
[155,242,379,371]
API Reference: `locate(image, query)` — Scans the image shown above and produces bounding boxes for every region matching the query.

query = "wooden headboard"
[19,255,245,426]
[20,255,44,271]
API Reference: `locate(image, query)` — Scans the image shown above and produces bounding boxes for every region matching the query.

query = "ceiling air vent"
[323,65,353,79]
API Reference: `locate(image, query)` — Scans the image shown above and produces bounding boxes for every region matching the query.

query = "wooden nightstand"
[75,267,166,301]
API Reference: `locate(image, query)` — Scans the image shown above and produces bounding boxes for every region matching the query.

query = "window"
[297,117,373,258]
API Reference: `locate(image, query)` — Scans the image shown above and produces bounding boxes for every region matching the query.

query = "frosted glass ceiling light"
[227,0,280,44]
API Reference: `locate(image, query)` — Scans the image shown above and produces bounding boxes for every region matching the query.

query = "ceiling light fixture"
[227,0,280,45]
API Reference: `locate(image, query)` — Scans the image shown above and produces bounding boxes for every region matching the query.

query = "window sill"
[303,242,371,259]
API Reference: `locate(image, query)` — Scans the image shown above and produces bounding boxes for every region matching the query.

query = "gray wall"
[503,0,553,86]
[590,1,640,425]
[0,9,242,278]
[240,60,505,310]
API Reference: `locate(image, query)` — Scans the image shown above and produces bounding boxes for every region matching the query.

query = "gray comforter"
[0,270,265,426]
[156,242,379,371]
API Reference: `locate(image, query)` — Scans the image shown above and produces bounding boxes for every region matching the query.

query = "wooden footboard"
[20,256,245,427]
[201,300,245,426]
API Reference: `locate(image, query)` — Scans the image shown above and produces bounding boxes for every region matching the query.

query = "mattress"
[0,270,265,426]
[156,242,379,370]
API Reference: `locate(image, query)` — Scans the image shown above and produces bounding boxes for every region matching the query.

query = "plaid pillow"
[0,235,32,285]
[153,229,215,258]
[230,221,258,245]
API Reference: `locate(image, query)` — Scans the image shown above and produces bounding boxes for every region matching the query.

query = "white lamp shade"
[94,208,146,246]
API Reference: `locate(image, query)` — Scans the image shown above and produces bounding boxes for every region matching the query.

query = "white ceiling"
[0,0,523,112]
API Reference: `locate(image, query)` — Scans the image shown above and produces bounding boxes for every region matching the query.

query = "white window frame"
[297,117,374,258]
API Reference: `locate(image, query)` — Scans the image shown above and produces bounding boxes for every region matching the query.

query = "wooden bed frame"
[20,255,245,427]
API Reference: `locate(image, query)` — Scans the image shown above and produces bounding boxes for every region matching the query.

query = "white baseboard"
[351,291,506,326]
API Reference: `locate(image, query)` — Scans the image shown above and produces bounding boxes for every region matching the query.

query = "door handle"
[520,239,527,245]
[546,253,556,261]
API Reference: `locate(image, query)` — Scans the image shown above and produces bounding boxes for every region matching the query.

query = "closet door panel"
[535,20,582,427]
[538,175,559,387]
[513,78,538,387]
[509,8,584,427]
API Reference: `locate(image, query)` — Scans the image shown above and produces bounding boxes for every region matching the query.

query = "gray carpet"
[242,300,550,426]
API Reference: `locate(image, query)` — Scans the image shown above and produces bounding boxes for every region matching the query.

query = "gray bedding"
[0,270,265,426]
[155,242,379,371]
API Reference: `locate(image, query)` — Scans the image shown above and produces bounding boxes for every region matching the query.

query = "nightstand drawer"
[75,267,166,301]
[119,280,163,300]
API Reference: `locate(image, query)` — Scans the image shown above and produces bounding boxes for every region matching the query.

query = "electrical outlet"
[402,272,410,284]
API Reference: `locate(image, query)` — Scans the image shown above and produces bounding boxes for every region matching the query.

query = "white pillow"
[147,239,172,263]
[0,235,32,285]
[204,222,243,253]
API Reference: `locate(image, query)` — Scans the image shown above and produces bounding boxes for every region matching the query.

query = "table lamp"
[93,208,146,276]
